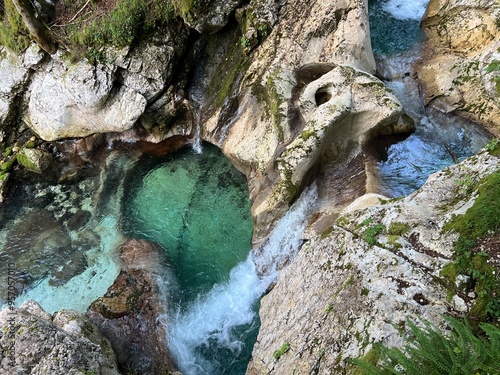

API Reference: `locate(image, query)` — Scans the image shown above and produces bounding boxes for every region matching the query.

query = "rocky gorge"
[0,0,499,374]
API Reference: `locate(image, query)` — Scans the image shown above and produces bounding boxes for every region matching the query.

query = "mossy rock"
[0,159,15,172]
[17,148,53,173]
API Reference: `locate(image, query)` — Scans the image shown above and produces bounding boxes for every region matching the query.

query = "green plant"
[485,138,500,156]
[443,171,500,320]
[387,222,410,236]
[485,60,500,73]
[240,35,251,48]
[0,0,31,51]
[273,342,290,361]
[363,224,386,246]
[350,316,500,375]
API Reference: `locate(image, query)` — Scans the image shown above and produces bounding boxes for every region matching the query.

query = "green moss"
[444,172,500,239]
[301,129,317,141]
[485,138,500,156]
[0,0,31,52]
[443,171,500,321]
[171,0,196,17]
[361,287,369,297]
[485,60,500,73]
[273,342,290,362]
[387,234,402,249]
[3,146,13,157]
[321,226,334,239]
[336,215,350,227]
[0,159,15,172]
[325,303,334,314]
[387,222,410,236]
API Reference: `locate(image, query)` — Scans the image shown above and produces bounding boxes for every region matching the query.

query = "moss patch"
[443,171,500,321]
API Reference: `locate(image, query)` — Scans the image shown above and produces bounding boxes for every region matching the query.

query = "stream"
[0,1,494,374]
[369,0,492,197]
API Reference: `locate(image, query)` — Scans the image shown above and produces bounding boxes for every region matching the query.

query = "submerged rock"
[248,147,500,374]
[0,300,120,374]
[87,238,176,375]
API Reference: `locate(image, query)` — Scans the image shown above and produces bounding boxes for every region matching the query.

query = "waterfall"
[193,121,203,154]
[167,184,318,374]
[381,0,430,21]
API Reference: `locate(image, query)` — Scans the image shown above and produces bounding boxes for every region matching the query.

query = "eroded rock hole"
[315,88,332,106]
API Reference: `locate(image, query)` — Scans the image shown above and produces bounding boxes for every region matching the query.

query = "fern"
[350,316,500,375]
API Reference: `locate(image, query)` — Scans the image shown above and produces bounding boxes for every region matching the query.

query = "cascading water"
[166,184,318,375]
[369,0,492,196]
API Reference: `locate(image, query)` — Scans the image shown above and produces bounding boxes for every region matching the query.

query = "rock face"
[87,238,176,375]
[416,0,500,136]
[26,54,147,141]
[0,45,45,126]
[247,147,500,374]
[194,0,414,243]
[0,300,120,374]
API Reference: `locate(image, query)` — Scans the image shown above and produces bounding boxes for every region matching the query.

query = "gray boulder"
[0,300,120,375]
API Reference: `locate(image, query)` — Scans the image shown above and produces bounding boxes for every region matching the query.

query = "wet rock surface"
[87,238,177,375]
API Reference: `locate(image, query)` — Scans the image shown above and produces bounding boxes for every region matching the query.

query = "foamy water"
[382,0,430,21]
[167,185,318,374]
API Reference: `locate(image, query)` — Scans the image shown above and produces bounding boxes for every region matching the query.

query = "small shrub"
[387,222,410,236]
[363,224,385,246]
[273,342,290,362]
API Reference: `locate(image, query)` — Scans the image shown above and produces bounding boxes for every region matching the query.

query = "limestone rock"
[0,44,45,124]
[0,301,120,375]
[87,238,177,375]
[416,0,500,136]
[248,148,500,374]
[225,63,414,242]
[26,53,147,141]
[17,147,53,173]
[115,26,189,102]
[180,0,241,34]
[194,0,406,242]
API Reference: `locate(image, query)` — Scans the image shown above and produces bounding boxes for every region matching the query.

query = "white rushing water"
[382,0,430,21]
[167,184,318,374]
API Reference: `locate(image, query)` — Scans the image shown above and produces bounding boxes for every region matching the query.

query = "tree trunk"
[10,0,56,54]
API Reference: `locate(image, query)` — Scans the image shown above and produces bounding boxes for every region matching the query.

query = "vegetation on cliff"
[351,316,500,375]
[0,0,183,59]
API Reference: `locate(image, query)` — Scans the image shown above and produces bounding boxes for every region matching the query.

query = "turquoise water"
[122,143,253,303]
[122,142,259,374]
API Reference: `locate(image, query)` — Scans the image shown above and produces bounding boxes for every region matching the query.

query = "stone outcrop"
[26,54,147,141]
[179,0,241,34]
[247,147,500,374]
[0,44,44,126]
[416,0,500,136]
[193,0,414,243]
[87,238,176,375]
[0,300,120,374]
